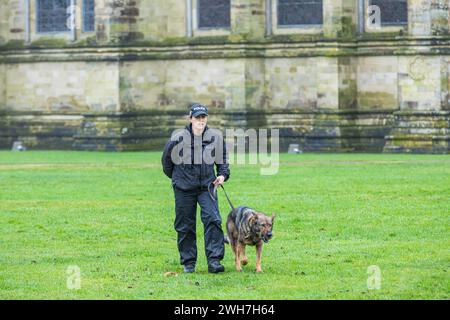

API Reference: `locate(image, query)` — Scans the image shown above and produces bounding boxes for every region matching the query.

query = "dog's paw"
[255,268,262,273]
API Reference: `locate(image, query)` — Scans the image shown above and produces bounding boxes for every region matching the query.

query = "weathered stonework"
[323,0,358,39]
[264,57,339,110]
[0,0,449,153]
[0,63,5,107]
[118,59,246,112]
[2,61,119,112]
[384,110,450,153]
[0,111,84,149]
[231,0,266,40]
[357,56,398,109]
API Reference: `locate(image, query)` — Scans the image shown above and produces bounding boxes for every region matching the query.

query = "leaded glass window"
[277,0,323,26]
[198,0,230,29]
[37,0,71,32]
[83,0,95,32]
[369,0,408,25]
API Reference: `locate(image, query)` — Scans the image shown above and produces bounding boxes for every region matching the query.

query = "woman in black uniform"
[162,103,230,273]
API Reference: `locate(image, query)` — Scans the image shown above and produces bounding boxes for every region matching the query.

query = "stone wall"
[265,57,339,110]
[3,61,119,113]
[2,0,26,44]
[0,62,4,104]
[0,0,449,153]
[119,59,246,112]
[0,1,8,45]
[110,0,186,42]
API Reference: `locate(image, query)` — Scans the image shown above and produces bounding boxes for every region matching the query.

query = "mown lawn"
[0,151,449,299]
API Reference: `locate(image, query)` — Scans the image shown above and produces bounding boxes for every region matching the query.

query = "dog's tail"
[223,234,230,245]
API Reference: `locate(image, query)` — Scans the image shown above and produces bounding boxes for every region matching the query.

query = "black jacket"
[162,124,230,191]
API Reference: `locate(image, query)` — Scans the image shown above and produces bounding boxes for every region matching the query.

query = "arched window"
[198,0,230,29]
[369,0,408,25]
[277,0,323,26]
[36,0,71,32]
[83,0,95,32]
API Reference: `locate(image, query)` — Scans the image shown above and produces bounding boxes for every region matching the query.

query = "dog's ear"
[271,214,276,223]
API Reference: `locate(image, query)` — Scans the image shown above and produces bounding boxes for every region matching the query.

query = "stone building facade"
[0,0,449,152]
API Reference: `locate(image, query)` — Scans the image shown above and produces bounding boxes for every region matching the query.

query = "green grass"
[0,151,449,299]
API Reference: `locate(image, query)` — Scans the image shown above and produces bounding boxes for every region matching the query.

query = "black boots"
[183,264,195,273]
[183,261,224,273]
[208,260,225,273]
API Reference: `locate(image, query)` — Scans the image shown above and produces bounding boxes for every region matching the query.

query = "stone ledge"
[1,38,449,63]
[1,109,448,153]
[393,110,450,116]
[1,35,449,51]
[0,108,400,117]
[385,135,450,141]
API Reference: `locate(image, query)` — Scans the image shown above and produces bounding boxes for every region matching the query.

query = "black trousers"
[173,187,225,266]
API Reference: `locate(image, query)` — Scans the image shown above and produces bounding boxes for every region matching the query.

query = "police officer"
[162,103,230,273]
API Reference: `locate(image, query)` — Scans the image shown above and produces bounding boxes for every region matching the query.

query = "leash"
[208,182,235,211]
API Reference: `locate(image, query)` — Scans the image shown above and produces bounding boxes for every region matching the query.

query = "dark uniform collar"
[186,123,209,137]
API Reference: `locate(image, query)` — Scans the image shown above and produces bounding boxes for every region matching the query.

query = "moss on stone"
[228,34,247,43]
[189,36,230,45]
[339,83,357,109]
[358,92,397,109]
[390,135,434,148]
[1,40,25,50]
[68,36,98,47]
[268,33,325,43]
[357,31,406,42]
[29,37,68,48]
[338,16,356,40]
[159,36,189,46]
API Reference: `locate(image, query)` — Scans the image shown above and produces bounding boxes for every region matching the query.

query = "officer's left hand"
[213,175,225,186]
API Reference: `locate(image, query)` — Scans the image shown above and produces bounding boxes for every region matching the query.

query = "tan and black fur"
[225,206,275,272]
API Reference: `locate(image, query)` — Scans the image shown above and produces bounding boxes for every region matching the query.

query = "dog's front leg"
[241,245,248,266]
[255,241,263,272]
[235,243,243,272]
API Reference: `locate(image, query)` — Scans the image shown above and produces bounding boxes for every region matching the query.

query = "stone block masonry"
[0,0,449,153]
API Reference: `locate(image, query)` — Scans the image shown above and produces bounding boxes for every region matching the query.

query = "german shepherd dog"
[225,206,275,272]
